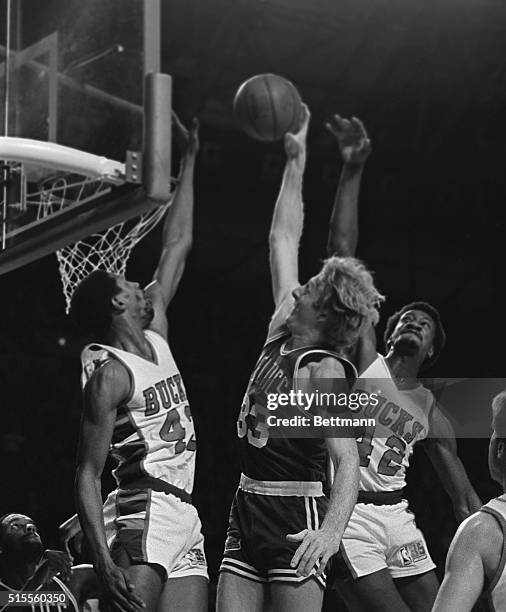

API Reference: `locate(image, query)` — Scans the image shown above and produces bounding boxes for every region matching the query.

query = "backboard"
[0,0,168,275]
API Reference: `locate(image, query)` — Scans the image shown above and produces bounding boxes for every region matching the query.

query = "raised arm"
[269,106,309,307]
[288,358,360,577]
[326,115,371,257]
[75,361,143,612]
[424,406,482,522]
[326,116,377,370]
[147,114,199,336]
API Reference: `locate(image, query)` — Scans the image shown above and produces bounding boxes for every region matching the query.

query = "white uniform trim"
[239,473,323,497]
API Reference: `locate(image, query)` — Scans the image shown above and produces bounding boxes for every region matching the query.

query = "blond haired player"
[217,107,384,612]
[432,391,506,612]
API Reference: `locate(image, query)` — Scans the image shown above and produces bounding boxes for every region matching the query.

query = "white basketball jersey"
[81,330,196,494]
[353,354,434,491]
[481,496,506,612]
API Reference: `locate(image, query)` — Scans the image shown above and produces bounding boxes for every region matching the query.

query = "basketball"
[233,74,303,142]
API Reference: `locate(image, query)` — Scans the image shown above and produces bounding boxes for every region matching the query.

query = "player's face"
[388,309,436,361]
[113,276,154,327]
[0,514,42,557]
[286,279,325,334]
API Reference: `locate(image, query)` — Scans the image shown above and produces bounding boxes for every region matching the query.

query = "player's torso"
[81,330,196,493]
[481,496,506,611]
[353,355,433,491]
[237,331,355,482]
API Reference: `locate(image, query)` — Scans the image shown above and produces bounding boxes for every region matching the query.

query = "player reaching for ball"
[71,114,207,612]
[325,114,481,612]
[432,391,506,612]
[216,105,384,612]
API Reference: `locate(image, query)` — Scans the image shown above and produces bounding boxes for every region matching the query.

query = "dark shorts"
[219,476,328,587]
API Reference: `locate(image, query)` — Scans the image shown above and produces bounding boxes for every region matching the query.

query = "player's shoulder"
[84,357,131,398]
[301,355,346,379]
[454,509,502,553]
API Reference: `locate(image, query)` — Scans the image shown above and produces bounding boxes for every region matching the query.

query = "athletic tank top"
[353,354,434,491]
[481,496,506,612]
[0,576,78,612]
[237,330,356,482]
[80,330,196,493]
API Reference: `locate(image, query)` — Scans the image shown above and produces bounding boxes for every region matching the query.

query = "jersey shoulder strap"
[294,349,357,389]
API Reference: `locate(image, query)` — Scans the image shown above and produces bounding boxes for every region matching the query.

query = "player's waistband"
[120,476,192,505]
[357,489,405,505]
[239,473,323,497]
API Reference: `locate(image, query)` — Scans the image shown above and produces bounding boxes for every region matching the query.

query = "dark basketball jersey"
[237,330,356,482]
[0,576,78,612]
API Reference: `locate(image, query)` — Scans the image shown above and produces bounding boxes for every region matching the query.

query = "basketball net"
[56,202,168,313]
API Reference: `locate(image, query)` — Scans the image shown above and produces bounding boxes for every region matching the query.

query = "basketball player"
[326,114,481,611]
[0,513,77,610]
[431,390,506,612]
[217,106,384,612]
[71,115,207,612]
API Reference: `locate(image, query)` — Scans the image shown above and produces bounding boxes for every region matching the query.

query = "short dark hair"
[70,270,121,337]
[383,301,446,370]
[0,513,32,542]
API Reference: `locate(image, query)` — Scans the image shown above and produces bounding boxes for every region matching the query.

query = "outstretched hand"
[284,103,310,163]
[326,115,371,164]
[287,528,339,578]
[172,112,199,158]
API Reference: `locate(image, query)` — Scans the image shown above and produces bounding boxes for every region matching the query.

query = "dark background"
[2,0,506,608]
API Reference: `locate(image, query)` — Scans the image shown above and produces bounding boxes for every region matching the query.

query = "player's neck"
[107,320,152,360]
[385,352,421,387]
[285,329,322,351]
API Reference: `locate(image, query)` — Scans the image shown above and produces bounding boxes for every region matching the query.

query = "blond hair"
[314,256,385,348]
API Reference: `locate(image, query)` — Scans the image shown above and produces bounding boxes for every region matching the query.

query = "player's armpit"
[267,291,297,338]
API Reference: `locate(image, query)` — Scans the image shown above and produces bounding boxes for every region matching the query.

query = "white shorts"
[339,500,436,579]
[103,487,208,581]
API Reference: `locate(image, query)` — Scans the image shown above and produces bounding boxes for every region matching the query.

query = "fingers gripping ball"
[233,74,303,142]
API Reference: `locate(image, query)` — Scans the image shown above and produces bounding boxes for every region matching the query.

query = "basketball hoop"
[0,137,172,312]
[56,201,168,313]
